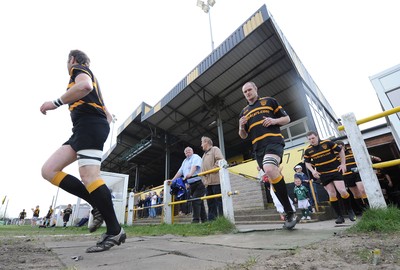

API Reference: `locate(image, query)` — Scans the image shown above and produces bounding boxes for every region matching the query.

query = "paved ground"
[45,220,351,270]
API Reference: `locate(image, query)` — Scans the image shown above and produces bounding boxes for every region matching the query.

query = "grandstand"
[101,4,399,200]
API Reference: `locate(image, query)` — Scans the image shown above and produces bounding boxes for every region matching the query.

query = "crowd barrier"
[126,159,238,225]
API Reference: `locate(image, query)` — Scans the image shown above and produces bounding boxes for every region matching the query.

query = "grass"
[0,217,236,238]
[348,205,400,233]
[1,207,399,238]
[223,256,259,270]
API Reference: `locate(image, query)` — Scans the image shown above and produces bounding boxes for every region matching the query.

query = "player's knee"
[41,164,53,181]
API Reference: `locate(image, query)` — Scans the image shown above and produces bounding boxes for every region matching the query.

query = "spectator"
[31,205,40,227]
[62,204,73,227]
[39,206,53,228]
[294,164,316,212]
[171,147,207,223]
[170,177,189,216]
[149,192,158,218]
[200,136,224,221]
[144,193,151,218]
[137,196,145,218]
[157,189,164,215]
[44,206,54,227]
[76,210,90,227]
[293,176,311,221]
[18,209,27,226]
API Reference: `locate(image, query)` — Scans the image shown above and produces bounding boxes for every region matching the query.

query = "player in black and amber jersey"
[335,141,369,211]
[40,50,125,253]
[239,81,297,229]
[304,131,356,224]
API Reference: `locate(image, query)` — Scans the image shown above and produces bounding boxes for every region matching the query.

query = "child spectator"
[293,176,311,220]
[294,164,316,213]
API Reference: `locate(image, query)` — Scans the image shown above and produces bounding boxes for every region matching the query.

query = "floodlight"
[202,4,210,13]
[197,0,204,8]
[207,0,216,7]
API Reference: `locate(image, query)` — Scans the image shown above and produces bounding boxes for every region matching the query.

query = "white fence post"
[163,180,173,224]
[219,159,235,224]
[127,191,134,226]
[342,112,387,209]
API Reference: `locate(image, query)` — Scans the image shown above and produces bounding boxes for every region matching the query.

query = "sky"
[1,0,399,218]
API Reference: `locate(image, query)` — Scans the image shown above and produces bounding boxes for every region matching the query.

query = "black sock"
[354,198,365,211]
[88,180,120,235]
[341,195,354,212]
[330,199,342,217]
[271,176,293,214]
[51,172,94,205]
[362,197,370,208]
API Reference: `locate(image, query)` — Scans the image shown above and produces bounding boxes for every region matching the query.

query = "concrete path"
[46,220,351,270]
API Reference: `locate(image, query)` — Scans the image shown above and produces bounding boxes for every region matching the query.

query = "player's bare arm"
[337,148,347,173]
[40,73,92,115]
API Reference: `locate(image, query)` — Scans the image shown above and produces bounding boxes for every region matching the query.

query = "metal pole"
[3,199,9,221]
[53,187,60,210]
[127,191,134,226]
[217,106,225,157]
[208,9,214,51]
[110,114,117,149]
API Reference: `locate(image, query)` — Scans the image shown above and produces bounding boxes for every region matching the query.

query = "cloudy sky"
[1,0,399,218]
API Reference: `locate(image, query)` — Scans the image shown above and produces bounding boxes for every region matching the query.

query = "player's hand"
[338,164,347,173]
[262,116,275,127]
[239,116,247,127]
[40,101,57,115]
[312,170,320,179]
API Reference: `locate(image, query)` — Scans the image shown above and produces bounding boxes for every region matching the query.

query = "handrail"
[338,106,400,131]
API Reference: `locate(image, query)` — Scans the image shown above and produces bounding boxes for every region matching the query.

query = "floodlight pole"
[208,9,215,51]
[197,0,216,51]
[110,114,117,149]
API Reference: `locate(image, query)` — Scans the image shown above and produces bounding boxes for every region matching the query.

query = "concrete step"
[131,173,334,226]
[131,204,334,225]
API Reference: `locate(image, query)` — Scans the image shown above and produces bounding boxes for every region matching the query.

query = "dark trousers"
[206,184,223,221]
[190,181,207,222]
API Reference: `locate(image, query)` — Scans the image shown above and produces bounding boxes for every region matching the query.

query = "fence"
[126,159,238,225]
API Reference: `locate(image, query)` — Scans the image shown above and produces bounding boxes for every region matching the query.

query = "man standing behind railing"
[201,136,224,221]
[171,147,207,223]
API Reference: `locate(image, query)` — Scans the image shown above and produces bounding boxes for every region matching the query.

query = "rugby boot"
[86,228,126,253]
[335,216,345,224]
[348,209,357,222]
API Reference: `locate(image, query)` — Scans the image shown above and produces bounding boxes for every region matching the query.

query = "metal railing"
[340,106,400,209]
[126,159,239,225]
